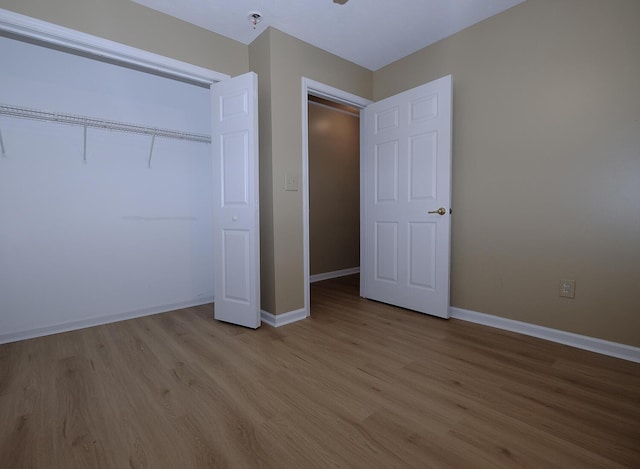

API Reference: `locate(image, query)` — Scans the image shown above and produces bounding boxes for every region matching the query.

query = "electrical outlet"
[559,279,576,298]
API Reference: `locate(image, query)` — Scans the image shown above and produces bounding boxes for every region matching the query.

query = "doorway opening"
[301,78,372,317]
[307,95,360,283]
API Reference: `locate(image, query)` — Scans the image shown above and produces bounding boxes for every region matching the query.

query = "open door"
[212,72,260,328]
[361,75,452,318]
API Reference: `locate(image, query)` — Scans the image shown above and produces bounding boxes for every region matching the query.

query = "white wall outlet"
[559,279,576,298]
[285,173,299,191]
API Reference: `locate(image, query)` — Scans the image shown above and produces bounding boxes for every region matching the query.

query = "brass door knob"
[428,207,447,216]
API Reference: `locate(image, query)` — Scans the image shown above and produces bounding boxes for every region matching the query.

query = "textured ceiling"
[131,0,525,71]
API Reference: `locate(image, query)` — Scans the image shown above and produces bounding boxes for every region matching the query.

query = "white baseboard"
[0,296,215,345]
[261,308,308,327]
[449,307,640,364]
[310,267,360,283]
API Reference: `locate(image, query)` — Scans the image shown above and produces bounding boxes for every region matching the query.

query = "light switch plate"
[285,173,299,191]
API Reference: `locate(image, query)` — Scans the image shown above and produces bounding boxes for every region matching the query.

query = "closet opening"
[0,10,227,343]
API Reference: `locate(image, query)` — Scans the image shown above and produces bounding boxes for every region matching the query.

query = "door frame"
[301,78,372,316]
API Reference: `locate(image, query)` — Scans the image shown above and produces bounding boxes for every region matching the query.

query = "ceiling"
[131,0,525,71]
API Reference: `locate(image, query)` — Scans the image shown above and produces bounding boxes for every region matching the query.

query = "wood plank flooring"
[1,274,639,468]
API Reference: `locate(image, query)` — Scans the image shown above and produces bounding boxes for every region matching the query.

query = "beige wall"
[249,28,372,314]
[248,30,277,314]
[308,102,360,276]
[0,0,248,75]
[374,0,640,346]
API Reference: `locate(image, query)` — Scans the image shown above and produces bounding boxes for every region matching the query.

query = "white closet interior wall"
[0,35,214,341]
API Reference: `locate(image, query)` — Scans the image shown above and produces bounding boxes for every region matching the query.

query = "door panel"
[362,75,452,318]
[409,132,437,200]
[222,229,250,302]
[409,221,436,289]
[221,131,249,206]
[212,72,260,328]
[375,141,399,203]
[375,222,398,282]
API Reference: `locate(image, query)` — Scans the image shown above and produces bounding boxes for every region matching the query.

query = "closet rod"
[0,103,211,144]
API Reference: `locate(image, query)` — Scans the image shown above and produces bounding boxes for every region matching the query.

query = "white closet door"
[212,72,261,328]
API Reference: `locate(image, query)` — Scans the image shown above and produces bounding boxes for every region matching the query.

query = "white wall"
[0,36,213,341]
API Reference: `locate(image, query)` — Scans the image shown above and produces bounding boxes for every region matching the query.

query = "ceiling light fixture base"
[248,11,263,29]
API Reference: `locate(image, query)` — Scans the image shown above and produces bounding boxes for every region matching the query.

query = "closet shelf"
[0,103,211,144]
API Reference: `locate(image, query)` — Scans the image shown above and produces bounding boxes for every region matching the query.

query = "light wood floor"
[1,275,639,468]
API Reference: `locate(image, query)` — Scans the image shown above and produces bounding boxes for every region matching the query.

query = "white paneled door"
[361,75,452,318]
[212,72,260,328]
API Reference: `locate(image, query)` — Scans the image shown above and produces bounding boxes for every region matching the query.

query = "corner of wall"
[249,28,277,314]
